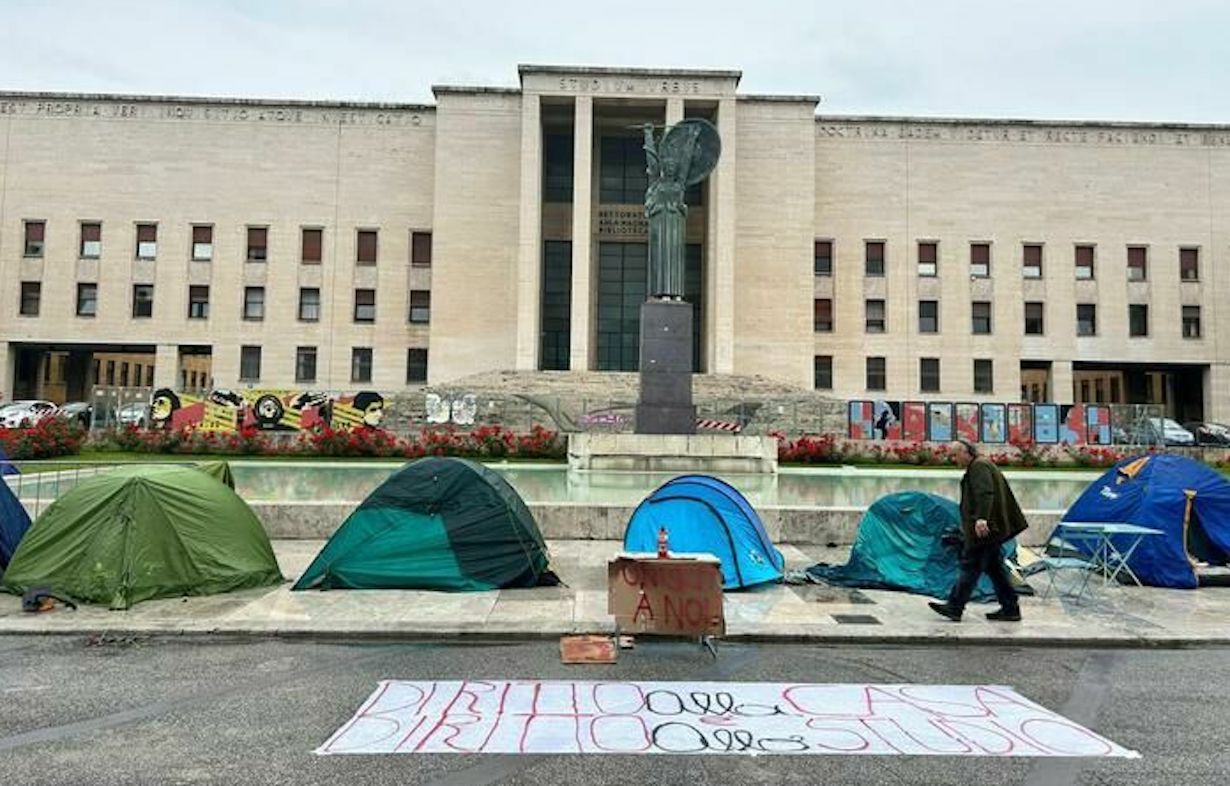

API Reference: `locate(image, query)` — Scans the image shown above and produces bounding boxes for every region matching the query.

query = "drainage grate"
[832,614,881,625]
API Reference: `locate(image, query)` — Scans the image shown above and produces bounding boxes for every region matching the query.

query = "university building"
[1,64,1227,422]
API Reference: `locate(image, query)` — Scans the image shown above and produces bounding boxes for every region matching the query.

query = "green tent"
[195,460,236,489]
[1,465,283,609]
[293,457,556,592]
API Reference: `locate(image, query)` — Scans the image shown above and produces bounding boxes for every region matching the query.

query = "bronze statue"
[642,118,721,299]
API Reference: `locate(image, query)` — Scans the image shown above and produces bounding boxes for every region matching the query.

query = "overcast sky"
[2,0,1228,122]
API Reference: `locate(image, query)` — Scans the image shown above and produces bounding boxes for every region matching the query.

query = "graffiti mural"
[150,388,386,432]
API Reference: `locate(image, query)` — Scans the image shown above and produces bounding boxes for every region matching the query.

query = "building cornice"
[815,113,1230,132]
[0,89,432,111]
[518,64,742,83]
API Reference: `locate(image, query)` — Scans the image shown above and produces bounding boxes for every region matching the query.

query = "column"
[0,342,13,400]
[569,96,594,371]
[665,97,684,126]
[709,97,737,373]
[1052,360,1074,404]
[515,93,543,370]
[1205,364,1229,423]
[154,344,180,389]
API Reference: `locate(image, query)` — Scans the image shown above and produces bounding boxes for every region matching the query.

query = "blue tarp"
[623,475,784,589]
[1059,454,1230,589]
[805,491,1021,601]
[0,476,31,569]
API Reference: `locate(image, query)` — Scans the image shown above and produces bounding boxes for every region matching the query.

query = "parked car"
[0,400,59,429]
[1149,417,1196,446]
[117,403,150,428]
[56,402,94,429]
[1183,422,1230,447]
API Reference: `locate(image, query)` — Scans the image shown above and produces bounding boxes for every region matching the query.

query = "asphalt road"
[0,636,1224,785]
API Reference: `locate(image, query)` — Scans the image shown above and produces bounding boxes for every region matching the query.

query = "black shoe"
[986,608,1022,622]
[928,602,962,622]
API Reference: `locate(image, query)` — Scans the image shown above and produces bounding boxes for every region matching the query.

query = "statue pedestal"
[635,299,695,435]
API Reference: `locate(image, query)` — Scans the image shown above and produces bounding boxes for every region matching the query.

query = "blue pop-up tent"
[1059,454,1230,589]
[623,475,784,589]
[805,491,1024,600]
[0,444,17,477]
[0,477,31,569]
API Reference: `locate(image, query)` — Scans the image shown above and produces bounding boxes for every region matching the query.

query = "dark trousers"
[948,542,1019,613]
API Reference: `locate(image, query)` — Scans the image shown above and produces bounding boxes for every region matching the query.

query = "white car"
[1148,417,1196,446]
[117,403,151,428]
[0,400,59,429]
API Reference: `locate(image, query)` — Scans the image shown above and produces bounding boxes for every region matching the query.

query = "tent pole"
[1182,489,1198,568]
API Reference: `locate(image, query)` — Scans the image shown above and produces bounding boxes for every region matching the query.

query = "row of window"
[238,346,428,385]
[813,240,1202,282]
[18,282,432,324]
[812,356,997,394]
[88,359,158,389]
[813,298,1204,339]
[19,221,433,267]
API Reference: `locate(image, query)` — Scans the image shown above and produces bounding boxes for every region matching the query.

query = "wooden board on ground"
[559,635,617,664]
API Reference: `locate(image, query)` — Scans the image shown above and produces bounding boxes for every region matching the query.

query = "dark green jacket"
[959,457,1029,545]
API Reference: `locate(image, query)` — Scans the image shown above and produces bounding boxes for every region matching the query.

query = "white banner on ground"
[317,680,1139,758]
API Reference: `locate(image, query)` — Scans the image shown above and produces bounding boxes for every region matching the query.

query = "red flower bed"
[775,434,1140,469]
[0,418,86,460]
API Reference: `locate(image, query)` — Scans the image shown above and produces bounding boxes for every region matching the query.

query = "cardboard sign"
[608,555,724,637]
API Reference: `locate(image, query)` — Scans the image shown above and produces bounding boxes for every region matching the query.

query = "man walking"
[929,439,1028,622]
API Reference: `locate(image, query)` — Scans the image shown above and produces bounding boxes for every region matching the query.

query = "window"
[599,136,649,204]
[188,285,210,319]
[301,228,323,264]
[412,232,433,267]
[864,241,885,276]
[917,241,937,277]
[23,221,45,257]
[407,347,428,383]
[1127,246,1148,282]
[19,282,40,316]
[298,287,321,322]
[239,346,261,381]
[543,133,575,202]
[813,355,832,390]
[105,360,115,385]
[1024,301,1044,335]
[1023,244,1043,278]
[918,300,938,333]
[354,289,376,322]
[356,229,378,264]
[814,240,832,276]
[246,226,268,262]
[132,284,154,318]
[973,359,994,393]
[133,364,142,387]
[120,362,129,387]
[970,242,990,277]
[243,286,265,321]
[295,346,317,383]
[1129,304,1148,337]
[409,290,431,323]
[971,301,992,334]
[192,225,213,260]
[865,299,885,333]
[1075,244,1095,279]
[1183,306,1202,339]
[920,357,941,393]
[136,223,157,259]
[145,366,154,387]
[813,298,833,332]
[865,356,886,391]
[80,222,101,258]
[76,283,97,317]
[1077,303,1097,336]
[1180,247,1199,281]
[351,348,373,383]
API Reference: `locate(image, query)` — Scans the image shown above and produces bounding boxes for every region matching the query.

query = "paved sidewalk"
[1,540,1227,645]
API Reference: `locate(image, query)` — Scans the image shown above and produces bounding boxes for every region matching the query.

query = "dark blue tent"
[0,444,17,476]
[0,477,31,569]
[1059,454,1230,589]
[805,492,1023,600]
[623,475,784,589]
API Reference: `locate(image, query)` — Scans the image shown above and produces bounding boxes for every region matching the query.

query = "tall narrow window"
[865,299,885,333]
[1024,302,1044,335]
[970,242,990,277]
[80,222,102,258]
[351,347,372,383]
[973,359,994,393]
[1077,304,1097,336]
[298,287,321,322]
[865,356,886,391]
[1075,244,1095,279]
[301,228,323,264]
[246,226,268,261]
[543,133,575,202]
[814,298,833,332]
[918,300,938,333]
[295,346,317,383]
[243,287,265,321]
[192,225,213,260]
[814,240,832,276]
[1129,304,1149,337]
[917,241,937,277]
[1023,243,1043,278]
[19,282,41,316]
[188,285,209,319]
[136,223,157,259]
[864,241,885,276]
[920,358,941,393]
[354,289,376,322]
[239,346,261,381]
[1127,246,1147,282]
[1180,247,1199,281]
[409,290,431,323]
[814,355,832,390]
[1183,306,1202,339]
[132,284,154,318]
[23,221,45,257]
[407,348,428,383]
[411,231,433,267]
[971,301,992,334]
[356,229,378,264]
[76,283,97,317]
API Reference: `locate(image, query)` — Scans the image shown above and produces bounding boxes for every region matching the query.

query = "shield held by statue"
[659,118,722,186]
